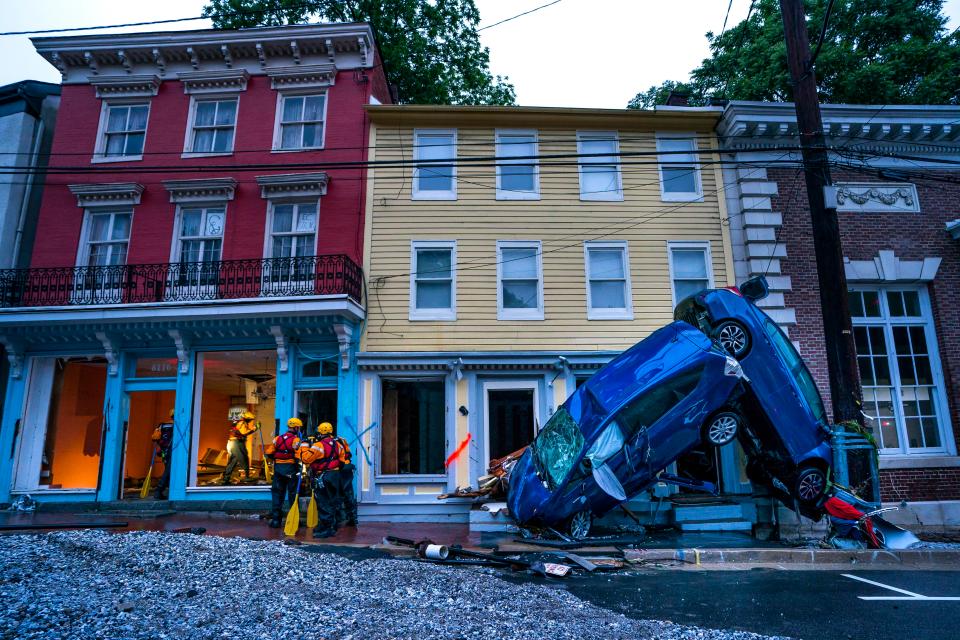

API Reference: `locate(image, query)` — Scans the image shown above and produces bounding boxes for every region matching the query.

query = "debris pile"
[437,447,526,500]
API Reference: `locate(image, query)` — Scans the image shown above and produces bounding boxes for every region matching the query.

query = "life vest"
[298,436,341,472]
[269,432,301,463]
[336,436,352,465]
[152,422,174,451]
[228,419,256,440]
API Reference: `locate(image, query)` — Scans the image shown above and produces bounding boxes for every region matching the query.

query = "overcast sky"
[2,0,959,109]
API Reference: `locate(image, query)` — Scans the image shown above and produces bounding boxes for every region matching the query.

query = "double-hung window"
[584,241,632,319]
[97,104,149,160]
[668,241,712,305]
[497,240,543,320]
[495,130,539,199]
[188,99,238,154]
[76,210,132,302]
[412,129,457,200]
[275,94,326,150]
[265,203,318,289]
[849,287,952,455]
[577,131,622,201]
[657,135,702,201]
[410,241,456,321]
[172,206,225,289]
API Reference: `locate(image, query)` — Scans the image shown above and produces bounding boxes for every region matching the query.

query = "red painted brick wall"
[770,166,960,502]
[32,64,389,269]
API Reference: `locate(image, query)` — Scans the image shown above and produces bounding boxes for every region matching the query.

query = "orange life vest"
[298,436,341,472]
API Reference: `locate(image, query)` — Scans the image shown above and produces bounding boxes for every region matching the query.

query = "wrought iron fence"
[0,255,363,308]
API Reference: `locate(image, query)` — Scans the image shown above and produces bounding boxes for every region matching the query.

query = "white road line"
[842,574,960,601]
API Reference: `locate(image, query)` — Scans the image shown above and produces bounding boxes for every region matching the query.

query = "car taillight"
[723,286,743,296]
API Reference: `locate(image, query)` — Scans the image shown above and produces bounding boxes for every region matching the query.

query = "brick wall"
[769,166,960,502]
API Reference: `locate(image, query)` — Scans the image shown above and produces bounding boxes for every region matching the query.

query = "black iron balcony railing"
[0,255,363,308]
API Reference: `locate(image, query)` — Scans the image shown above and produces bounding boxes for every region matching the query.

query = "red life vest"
[273,432,300,463]
[308,436,342,472]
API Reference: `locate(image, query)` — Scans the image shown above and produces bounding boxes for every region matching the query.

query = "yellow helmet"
[242,411,256,421]
[318,422,334,436]
[287,417,303,429]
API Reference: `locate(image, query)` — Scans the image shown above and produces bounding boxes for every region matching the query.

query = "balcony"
[0,255,363,309]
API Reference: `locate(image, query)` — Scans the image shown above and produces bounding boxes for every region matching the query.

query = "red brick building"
[719,102,960,528]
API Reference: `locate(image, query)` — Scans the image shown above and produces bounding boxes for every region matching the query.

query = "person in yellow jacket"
[221,410,258,485]
[297,422,341,538]
[264,417,303,528]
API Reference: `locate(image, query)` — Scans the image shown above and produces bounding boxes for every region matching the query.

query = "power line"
[478,0,564,32]
[804,0,836,78]
[719,0,736,37]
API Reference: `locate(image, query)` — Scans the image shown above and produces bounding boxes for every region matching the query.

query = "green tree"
[626,80,704,110]
[628,0,960,108]
[203,0,515,105]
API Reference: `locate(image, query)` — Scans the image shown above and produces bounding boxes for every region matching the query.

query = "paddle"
[306,472,319,529]
[139,447,157,499]
[256,421,273,483]
[283,471,303,537]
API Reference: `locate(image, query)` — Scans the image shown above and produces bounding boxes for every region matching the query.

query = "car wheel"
[703,412,740,447]
[714,320,751,357]
[568,511,592,539]
[794,466,827,503]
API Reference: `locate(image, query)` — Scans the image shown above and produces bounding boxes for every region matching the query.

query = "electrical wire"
[805,0,836,77]
[477,0,564,32]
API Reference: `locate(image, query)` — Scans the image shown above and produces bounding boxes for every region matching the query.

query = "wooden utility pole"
[778,0,862,424]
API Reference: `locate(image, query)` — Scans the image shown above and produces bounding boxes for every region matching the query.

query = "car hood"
[506,447,551,523]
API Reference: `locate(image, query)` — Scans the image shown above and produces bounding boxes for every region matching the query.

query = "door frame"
[481,379,541,467]
[120,384,177,500]
[11,357,56,492]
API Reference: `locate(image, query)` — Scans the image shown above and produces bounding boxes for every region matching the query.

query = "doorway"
[296,389,338,438]
[483,381,539,464]
[122,390,176,500]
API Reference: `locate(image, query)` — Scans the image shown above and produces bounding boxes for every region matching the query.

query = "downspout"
[11,117,45,269]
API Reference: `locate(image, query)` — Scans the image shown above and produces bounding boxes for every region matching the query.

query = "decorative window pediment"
[178,69,249,94]
[835,182,920,213]
[68,182,145,207]
[844,250,941,283]
[162,178,237,204]
[90,74,161,99]
[266,64,337,90]
[256,172,328,199]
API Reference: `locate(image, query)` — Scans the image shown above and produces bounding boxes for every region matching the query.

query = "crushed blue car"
[673,276,833,511]
[507,321,749,537]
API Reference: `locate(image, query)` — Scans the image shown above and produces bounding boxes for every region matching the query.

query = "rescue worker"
[222,410,258,484]
[265,417,303,528]
[333,430,358,527]
[151,409,175,500]
[298,422,341,538]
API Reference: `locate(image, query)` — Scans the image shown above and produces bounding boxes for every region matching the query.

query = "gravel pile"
[0,530,785,640]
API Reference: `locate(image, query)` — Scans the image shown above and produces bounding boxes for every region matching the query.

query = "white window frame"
[495,129,540,200]
[374,374,450,481]
[166,203,228,297]
[850,285,955,457]
[409,240,457,321]
[412,128,457,201]
[271,91,328,152]
[92,100,150,163]
[182,94,240,158]
[262,200,321,259]
[666,241,714,308]
[583,241,633,320]
[496,240,544,321]
[656,133,703,202]
[576,131,623,202]
[73,208,134,303]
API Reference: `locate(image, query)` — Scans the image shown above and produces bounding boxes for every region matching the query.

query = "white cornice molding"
[266,64,337,90]
[256,172,328,199]
[178,69,249,94]
[89,74,161,98]
[162,178,237,203]
[844,250,942,283]
[68,182,145,208]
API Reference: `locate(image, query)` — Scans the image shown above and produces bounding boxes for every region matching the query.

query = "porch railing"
[0,255,363,308]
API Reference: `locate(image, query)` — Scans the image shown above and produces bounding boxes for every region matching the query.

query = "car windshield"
[534,406,585,489]
[763,318,828,423]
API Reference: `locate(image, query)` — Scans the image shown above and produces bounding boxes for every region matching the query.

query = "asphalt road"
[513,569,960,640]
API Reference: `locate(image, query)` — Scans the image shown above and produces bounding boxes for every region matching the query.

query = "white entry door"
[482,380,540,467]
[11,358,56,492]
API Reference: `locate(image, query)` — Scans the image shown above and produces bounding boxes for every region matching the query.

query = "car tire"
[703,411,740,447]
[794,466,827,503]
[567,511,592,539]
[713,320,751,358]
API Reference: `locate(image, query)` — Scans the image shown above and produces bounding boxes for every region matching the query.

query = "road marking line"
[843,574,960,601]
[841,573,926,598]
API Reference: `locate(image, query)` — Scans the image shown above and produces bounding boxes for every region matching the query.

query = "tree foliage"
[627,0,960,108]
[203,0,515,105]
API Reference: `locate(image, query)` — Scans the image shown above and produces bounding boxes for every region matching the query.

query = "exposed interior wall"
[44,360,106,489]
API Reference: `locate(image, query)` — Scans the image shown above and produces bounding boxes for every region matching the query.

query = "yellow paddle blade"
[139,461,154,499]
[306,495,318,529]
[284,499,300,537]
[264,461,273,483]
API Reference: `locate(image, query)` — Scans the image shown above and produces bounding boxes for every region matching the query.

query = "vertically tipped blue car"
[507,321,749,537]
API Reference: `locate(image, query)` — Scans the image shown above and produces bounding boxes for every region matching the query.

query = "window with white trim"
[495,130,539,199]
[410,241,456,321]
[96,103,149,160]
[657,135,702,201]
[584,241,632,319]
[577,132,622,201]
[171,206,225,289]
[497,241,543,320]
[275,94,326,150]
[413,129,457,200]
[668,242,712,305]
[81,210,132,266]
[270,203,318,258]
[188,98,238,154]
[849,287,952,454]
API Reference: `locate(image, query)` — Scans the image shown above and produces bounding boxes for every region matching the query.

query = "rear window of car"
[762,319,828,423]
[616,364,704,437]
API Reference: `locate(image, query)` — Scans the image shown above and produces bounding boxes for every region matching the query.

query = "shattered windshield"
[534,407,585,490]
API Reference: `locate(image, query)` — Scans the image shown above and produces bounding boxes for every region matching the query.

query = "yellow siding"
[363,123,729,352]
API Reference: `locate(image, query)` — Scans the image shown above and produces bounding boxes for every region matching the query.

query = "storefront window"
[380,379,445,475]
[193,350,276,487]
[13,358,107,491]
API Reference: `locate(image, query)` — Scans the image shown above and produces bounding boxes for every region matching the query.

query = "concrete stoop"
[469,503,514,532]
[672,502,754,532]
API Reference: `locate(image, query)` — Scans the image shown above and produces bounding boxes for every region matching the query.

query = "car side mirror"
[592,462,627,502]
[739,275,769,301]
